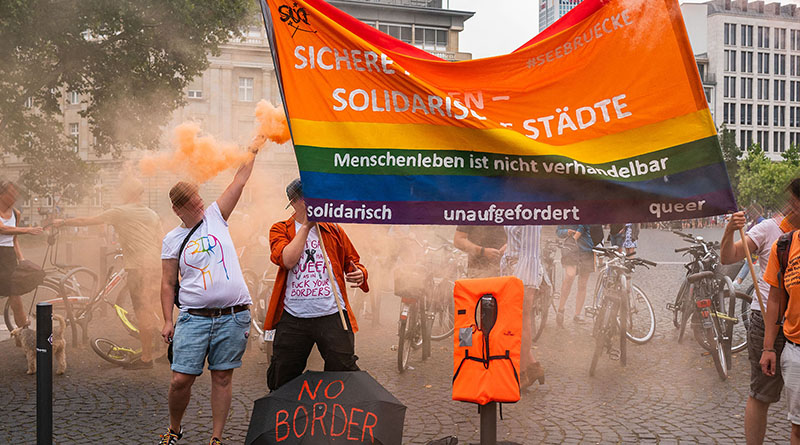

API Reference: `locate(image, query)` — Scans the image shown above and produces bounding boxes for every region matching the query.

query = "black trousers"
[267,311,359,390]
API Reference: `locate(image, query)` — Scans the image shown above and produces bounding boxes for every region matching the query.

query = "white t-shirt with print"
[161,202,251,310]
[283,222,345,318]
[747,217,784,312]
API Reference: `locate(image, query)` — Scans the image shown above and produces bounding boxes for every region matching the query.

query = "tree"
[718,124,742,196]
[0,0,254,203]
[737,144,800,211]
[783,144,800,167]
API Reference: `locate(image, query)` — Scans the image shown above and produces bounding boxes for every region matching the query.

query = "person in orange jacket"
[264,179,369,390]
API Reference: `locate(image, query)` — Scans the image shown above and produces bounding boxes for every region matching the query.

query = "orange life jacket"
[452,276,523,405]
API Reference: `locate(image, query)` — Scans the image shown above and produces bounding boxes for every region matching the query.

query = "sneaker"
[573,315,586,324]
[159,427,182,445]
[556,310,565,328]
[209,438,223,445]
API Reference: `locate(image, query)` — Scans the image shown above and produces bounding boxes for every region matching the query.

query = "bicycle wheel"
[429,280,455,341]
[709,319,729,380]
[91,337,138,366]
[673,279,690,328]
[531,284,551,342]
[626,284,655,344]
[397,304,414,373]
[723,290,751,354]
[589,302,611,377]
[4,283,88,332]
[618,285,628,367]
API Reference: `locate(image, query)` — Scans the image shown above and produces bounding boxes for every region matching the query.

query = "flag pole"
[739,227,766,314]
[316,223,349,331]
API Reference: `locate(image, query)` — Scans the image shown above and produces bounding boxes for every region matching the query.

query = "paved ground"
[0,227,794,444]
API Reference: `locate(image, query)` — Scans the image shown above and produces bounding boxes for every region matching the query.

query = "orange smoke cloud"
[255,99,290,144]
[139,122,251,183]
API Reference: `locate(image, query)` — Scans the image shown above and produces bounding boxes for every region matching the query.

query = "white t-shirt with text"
[283,222,345,318]
[161,202,251,310]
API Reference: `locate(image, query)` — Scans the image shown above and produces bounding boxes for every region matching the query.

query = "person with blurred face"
[758,179,800,445]
[264,178,368,391]
[721,198,799,445]
[157,136,264,445]
[453,225,507,278]
[53,176,163,368]
[0,181,43,329]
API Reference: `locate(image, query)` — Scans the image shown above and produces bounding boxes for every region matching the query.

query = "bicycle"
[586,247,657,376]
[592,248,656,345]
[4,227,97,336]
[530,238,563,342]
[667,231,751,380]
[395,239,463,373]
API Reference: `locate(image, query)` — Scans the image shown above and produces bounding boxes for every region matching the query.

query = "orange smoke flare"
[255,99,290,144]
[138,122,251,183]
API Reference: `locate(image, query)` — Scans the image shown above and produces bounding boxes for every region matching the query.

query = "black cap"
[285,178,302,209]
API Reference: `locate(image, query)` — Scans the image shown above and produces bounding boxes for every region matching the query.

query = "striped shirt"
[501,225,542,288]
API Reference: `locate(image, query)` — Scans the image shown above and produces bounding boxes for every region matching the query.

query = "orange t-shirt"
[763,229,800,343]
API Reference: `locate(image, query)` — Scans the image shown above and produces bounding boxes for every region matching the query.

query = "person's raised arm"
[160,258,178,344]
[217,135,266,221]
[720,211,756,265]
[281,220,314,270]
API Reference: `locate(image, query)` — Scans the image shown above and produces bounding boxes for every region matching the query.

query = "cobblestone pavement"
[0,228,793,444]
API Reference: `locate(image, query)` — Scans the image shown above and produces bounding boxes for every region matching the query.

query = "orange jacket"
[264,217,369,332]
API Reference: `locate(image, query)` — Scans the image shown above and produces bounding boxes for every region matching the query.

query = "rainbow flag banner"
[259,0,736,225]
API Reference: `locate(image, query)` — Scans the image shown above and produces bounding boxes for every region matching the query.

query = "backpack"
[776,230,796,324]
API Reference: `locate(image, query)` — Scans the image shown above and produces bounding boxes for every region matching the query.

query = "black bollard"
[36,303,53,445]
[479,402,496,445]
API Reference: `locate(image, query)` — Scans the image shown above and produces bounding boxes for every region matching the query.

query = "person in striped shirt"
[501,225,545,389]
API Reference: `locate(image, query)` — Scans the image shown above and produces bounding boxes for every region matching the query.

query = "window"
[758,104,770,125]
[776,80,787,101]
[725,23,737,46]
[775,105,786,126]
[792,106,800,127]
[725,50,737,71]
[741,130,753,149]
[187,90,203,99]
[741,103,753,125]
[776,28,787,50]
[69,123,79,151]
[724,102,736,124]
[758,52,770,74]
[68,91,79,105]
[741,77,753,99]
[792,132,800,148]
[238,77,253,102]
[24,97,32,108]
[741,51,754,73]
[758,79,770,100]
[792,55,800,76]
[794,30,800,51]
[414,27,448,52]
[724,76,736,98]
[758,26,770,48]
[757,130,770,151]
[775,131,786,152]
[92,179,102,207]
[44,195,53,207]
[742,25,754,47]
[776,54,787,75]
[378,23,412,44]
[791,81,800,101]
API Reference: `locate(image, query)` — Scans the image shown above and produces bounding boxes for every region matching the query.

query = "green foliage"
[737,144,800,211]
[0,0,253,202]
[783,144,800,166]
[718,124,743,198]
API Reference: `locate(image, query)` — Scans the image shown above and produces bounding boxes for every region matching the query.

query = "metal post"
[36,303,53,445]
[480,402,497,445]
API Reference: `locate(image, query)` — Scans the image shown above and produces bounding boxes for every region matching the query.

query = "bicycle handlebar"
[675,247,692,253]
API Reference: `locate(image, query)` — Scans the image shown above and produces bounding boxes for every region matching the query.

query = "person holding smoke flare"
[157,135,265,445]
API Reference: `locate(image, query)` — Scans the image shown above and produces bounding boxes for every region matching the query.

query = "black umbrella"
[246,371,406,445]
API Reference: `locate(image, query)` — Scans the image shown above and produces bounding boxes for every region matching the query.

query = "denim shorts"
[171,309,251,375]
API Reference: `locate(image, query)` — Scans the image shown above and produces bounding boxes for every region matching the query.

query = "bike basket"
[393,265,429,299]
